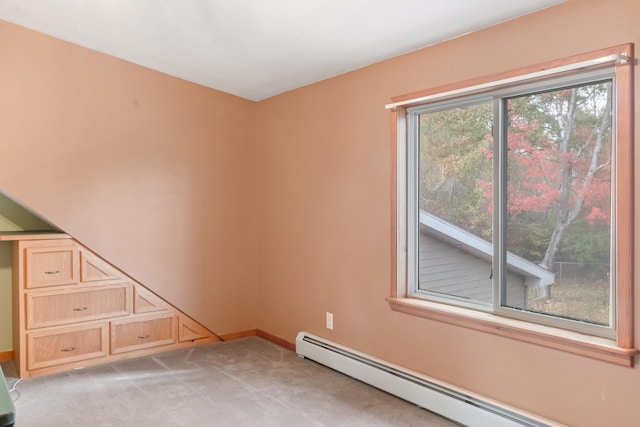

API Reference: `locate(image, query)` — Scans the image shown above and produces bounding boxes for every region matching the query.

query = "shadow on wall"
[0,242,12,352]
[0,190,60,352]
[0,191,58,232]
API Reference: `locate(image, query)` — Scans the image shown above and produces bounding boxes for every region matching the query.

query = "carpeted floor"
[2,337,461,426]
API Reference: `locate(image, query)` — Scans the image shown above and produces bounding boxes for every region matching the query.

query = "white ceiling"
[0,0,564,101]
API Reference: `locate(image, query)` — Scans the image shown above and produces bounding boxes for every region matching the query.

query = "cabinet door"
[25,245,78,288]
[178,316,212,342]
[26,284,131,329]
[111,314,176,354]
[27,323,108,370]
[133,285,168,314]
[80,250,121,282]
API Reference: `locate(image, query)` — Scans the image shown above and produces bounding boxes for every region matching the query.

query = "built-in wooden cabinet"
[12,237,218,378]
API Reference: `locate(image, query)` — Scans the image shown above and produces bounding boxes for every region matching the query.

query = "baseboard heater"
[296,332,564,427]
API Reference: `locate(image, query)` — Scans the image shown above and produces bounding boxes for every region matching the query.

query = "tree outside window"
[413,77,613,330]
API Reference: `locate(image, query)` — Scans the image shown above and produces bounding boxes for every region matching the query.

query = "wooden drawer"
[111,314,176,354]
[27,323,108,370]
[26,284,132,329]
[25,245,78,288]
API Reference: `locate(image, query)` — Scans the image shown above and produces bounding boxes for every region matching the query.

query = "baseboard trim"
[218,328,296,352]
[219,329,259,341]
[0,351,12,362]
[257,329,296,352]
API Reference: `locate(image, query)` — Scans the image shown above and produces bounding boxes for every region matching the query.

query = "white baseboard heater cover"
[296,332,564,427]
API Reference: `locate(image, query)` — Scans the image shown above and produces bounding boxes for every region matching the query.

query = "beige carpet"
[2,337,461,426]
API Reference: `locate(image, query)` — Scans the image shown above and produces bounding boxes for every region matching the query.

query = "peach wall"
[0,20,258,335]
[255,0,640,426]
[2,1,640,425]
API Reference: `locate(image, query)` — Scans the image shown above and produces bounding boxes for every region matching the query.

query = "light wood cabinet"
[12,238,219,378]
[133,285,168,314]
[27,323,108,370]
[178,316,212,342]
[26,284,131,329]
[80,250,121,282]
[25,242,78,288]
[111,314,175,354]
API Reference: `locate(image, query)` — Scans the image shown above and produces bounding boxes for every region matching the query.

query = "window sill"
[387,297,638,367]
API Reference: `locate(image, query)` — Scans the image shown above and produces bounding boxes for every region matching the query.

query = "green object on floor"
[0,370,14,427]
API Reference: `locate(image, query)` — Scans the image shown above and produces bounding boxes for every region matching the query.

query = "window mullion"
[492,97,507,311]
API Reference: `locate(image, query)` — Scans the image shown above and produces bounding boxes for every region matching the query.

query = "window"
[388,44,636,366]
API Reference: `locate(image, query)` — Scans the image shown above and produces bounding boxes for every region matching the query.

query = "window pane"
[417,101,494,305]
[504,81,612,326]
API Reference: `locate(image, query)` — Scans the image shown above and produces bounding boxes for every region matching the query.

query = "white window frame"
[408,69,616,338]
[387,44,637,366]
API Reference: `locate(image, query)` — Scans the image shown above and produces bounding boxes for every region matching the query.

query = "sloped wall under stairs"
[0,20,259,348]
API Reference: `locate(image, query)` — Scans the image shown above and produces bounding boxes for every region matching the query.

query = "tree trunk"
[535,86,611,298]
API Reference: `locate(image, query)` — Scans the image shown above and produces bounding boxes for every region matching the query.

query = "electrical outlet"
[326,312,334,330]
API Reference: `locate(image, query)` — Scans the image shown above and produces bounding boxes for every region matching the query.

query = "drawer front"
[27,284,132,329]
[111,314,176,354]
[26,246,78,288]
[27,323,108,370]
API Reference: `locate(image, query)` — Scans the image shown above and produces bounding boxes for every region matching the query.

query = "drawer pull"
[60,347,76,352]
[138,334,150,339]
[73,307,88,312]
[45,270,60,275]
